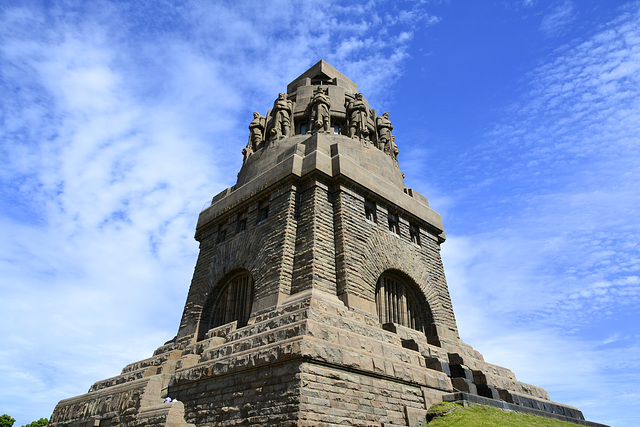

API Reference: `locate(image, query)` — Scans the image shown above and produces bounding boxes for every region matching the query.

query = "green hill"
[425,402,580,426]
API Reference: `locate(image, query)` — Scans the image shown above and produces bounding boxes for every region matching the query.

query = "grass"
[425,402,580,426]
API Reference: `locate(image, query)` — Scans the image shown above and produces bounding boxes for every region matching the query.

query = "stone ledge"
[50,374,170,426]
[122,350,182,374]
[136,401,195,427]
[443,392,609,427]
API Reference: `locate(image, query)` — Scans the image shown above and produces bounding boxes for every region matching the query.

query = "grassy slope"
[425,402,580,427]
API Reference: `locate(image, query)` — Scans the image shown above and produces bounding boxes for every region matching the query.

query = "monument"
[49,60,604,426]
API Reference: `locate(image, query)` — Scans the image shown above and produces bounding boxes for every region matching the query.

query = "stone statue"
[242,112,265,162]
[310,86,331,133]
[376,112,393,152]
[248,112,266,149]
[391,135,399,165]
[270,93,293,139]
[347,93,369,140]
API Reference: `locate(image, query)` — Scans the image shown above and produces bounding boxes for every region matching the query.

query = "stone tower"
[49,60,601,427]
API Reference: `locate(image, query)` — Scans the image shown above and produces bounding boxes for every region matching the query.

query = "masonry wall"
[168,358,444,427]
[298,362,435,427]
[333,183,459,338]
[171,361,302,426]
[177,182,298,339]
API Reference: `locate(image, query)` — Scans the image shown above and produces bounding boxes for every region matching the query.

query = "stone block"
[449,364,474,381]
[451,377,478,395]
[405,406,428,427]
[476,383,501,400]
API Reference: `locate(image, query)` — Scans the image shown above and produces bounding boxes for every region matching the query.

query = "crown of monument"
[49,61,603,427]
[237,59,403,193]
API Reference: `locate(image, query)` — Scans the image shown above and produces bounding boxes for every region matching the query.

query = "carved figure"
[249,112,266,149]
[310,86,331,133]
[347,93,369,140]
[270,93,293,139]
[391,135,399,165]
[242,112,265,162]
[376,112,393,152]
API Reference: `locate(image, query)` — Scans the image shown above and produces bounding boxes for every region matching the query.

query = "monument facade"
[49,60,603,427]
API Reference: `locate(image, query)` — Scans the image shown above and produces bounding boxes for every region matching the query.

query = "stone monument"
[49,60,605,427]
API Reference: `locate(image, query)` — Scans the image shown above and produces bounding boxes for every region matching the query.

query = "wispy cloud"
[437,4,640,425]
[540,1,576,36]
[0,1,440,424]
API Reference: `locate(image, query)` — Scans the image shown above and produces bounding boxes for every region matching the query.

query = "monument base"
[50,290,590,426]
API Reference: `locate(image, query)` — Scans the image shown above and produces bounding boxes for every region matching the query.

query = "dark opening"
[365,199,377,222]
[375,272,439,346]
[388,212,400,235]
[257,199,269,223]
[199,272,254,341]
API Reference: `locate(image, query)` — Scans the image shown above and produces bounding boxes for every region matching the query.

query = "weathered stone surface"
[49,375,192,426]
[49,60,598,427]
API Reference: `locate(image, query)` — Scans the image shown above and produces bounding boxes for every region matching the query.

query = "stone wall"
[49,375,194,427]
[167,289,453,427]
[171,361,302,426]
[298,362,434,427]
[291,178,337,295]
[180,133,456,346]
[178,181,299,339]
[332,183,459,339]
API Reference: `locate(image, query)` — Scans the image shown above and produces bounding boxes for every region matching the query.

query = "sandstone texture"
[49,60,600,427]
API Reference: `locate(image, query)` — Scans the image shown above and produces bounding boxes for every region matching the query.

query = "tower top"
[241,59,400,182]
[287,59,358,95]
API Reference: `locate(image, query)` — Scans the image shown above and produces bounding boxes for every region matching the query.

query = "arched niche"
[198,269,254,341]
[375,270,440,346]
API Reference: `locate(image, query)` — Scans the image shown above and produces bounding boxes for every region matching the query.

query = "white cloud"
[0,1,442,425]
[435,4,640,425]
[540,1,576,37]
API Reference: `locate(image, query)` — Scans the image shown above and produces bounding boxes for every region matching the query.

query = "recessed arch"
[198,269,254,340]
[375,270,439,345]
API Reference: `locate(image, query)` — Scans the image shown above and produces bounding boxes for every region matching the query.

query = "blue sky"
[1,1,638,426]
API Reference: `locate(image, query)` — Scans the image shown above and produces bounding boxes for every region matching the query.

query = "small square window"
[388,213,400,235]
[334,125,340,135]
[410,223,421,245]
[300,124,307,135]
[365,199,377,222]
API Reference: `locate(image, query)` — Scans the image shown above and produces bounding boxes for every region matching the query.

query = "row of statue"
[243,88,399,163]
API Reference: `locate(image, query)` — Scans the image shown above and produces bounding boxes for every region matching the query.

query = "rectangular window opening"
[388,212,400,235]
[216,224,227,244]
[236,212,247,233]
[365,199,377,223]
[410,223,421,246]
[257,199,269,223]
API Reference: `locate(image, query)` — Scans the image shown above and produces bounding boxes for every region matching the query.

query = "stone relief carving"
[310,86,331,133]
[50,388,141,423]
